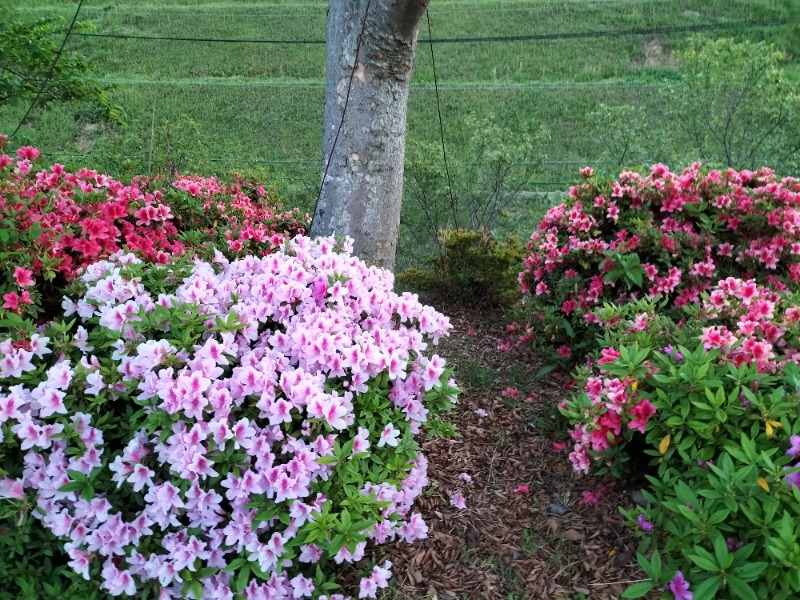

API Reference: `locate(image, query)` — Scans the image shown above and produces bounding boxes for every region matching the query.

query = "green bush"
[0,512,102,600]
[515,163,800,370]
[398,229,524,307]
[560,281,800,600]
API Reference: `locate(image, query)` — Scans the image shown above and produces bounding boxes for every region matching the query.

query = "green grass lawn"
[3,0,800,265]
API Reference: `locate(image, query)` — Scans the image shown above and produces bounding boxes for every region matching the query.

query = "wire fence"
[4,1,799,197]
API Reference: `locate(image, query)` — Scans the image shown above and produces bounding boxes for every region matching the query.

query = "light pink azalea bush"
[0,236,457,599]
[514,163,800,367]
[560,279,800,599]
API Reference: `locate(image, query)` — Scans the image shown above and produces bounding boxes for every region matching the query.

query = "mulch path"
[368,305,650,599]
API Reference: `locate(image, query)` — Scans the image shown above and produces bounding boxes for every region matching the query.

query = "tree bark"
[311,0,429,271]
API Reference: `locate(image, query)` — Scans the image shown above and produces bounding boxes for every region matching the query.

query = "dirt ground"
[368,306,651,600]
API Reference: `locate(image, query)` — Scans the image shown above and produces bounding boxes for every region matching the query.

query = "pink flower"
[450,492,467,510]
[788,436,800,460]
[13,266,35,287]
[358,561,392,599]
[665,571,693,600]
[637,514,654,531]
[552,441,567,451]
[597,348,621,365]
[500,387,519,399]
[3,292,19,311]
[16,146,40,160]
[628,399,656,433]
[514,484,529,494]
[561,298,576,315]
[580,490,600,505]
[377,423,400,448]
[0,477,24,500]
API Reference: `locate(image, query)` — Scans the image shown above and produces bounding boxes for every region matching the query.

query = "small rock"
[464,524,481,548]
[613,549,634,569]
[631,489,648,507]
[546,502,569,516]
[564,528,583,541]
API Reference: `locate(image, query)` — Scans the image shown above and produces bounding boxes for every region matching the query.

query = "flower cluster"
[559,280,800,598]
[167,174,308,257]
[562,278,800,474]
[515,163,800,365]
[0,140,308,321]
[0,236,457,599]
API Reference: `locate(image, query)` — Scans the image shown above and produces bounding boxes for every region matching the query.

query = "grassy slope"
[2,0,799,264]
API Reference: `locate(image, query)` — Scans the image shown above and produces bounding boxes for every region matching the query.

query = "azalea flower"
[580,490,600,504]
[628,399,656,433]
[665,571,693,600]
[13,266,35,287]
[377,423,401,448]
[637,514,654,532]
[787,435,800,460]
[450,492,467,510]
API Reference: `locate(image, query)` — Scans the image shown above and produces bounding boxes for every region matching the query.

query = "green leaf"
[621,581,655,598]
[712,533,732,570]
[58,481,85,493]
[733,561,768,582]
[190,580,203,599]
[726,574,757,600]
[535,363,558,380]
[693,575,722,600]
[222,557,247,573]
[236,564,250,591]
[688,547,719,572]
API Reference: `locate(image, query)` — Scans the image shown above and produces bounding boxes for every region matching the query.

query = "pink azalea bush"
[514,163,800,365]
[560,279,800,598]
[0,136,307,322]
[0,236,458,599]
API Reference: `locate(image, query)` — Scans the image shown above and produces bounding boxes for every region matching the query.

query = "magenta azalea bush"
[0,236,457,599]
[515,163,800,366]
[560,279,800,599]
[0,135,307,322]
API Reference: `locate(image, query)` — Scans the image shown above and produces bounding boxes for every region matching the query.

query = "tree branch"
[392,0,431,40]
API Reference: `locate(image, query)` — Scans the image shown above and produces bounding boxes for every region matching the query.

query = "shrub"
[397,229,524,307]
[0,137,308,321]
[0,236,458,599]
[515,163,800,368]
[560,280,800,599]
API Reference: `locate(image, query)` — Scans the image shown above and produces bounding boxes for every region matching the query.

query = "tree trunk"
[311,0,429,271]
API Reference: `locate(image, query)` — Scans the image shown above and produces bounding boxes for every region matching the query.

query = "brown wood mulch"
[366,305,649,600]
